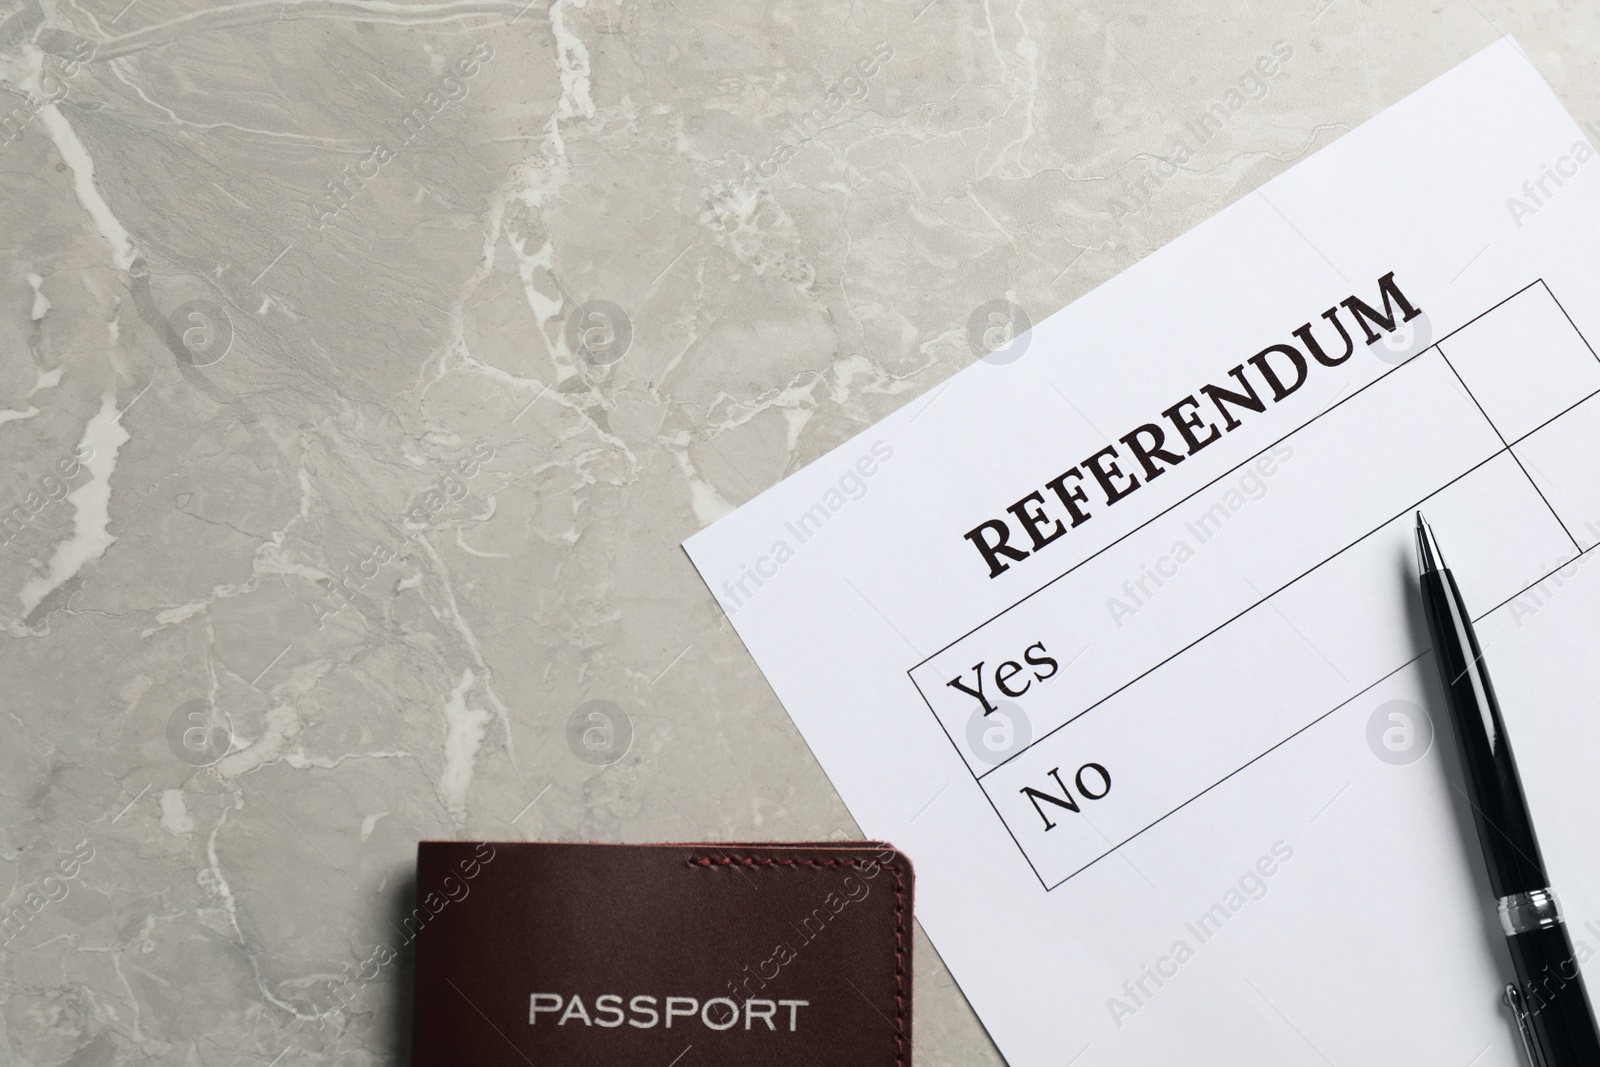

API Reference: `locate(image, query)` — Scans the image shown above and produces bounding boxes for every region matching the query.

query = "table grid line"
[1436,344,1581,554]
[907,279,1548,674]
[1036,533,1598,890]
[972,366,1600,784]
[905,279,1600,891]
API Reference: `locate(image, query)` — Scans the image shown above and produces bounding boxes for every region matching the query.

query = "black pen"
[1416,513,1600,1067]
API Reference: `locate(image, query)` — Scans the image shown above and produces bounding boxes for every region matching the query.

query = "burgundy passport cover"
[410,840,912,1066]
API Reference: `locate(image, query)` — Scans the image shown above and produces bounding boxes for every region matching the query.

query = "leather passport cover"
[409,840,912,1066]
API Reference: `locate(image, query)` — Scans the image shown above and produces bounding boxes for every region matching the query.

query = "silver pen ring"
[1498,888,1563,936]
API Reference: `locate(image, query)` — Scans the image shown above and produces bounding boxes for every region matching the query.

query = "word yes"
[946,641,1059,713]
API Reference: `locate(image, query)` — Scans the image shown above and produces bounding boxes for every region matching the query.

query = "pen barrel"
[1419,568,1549,897]
[1508,921,1600,1064]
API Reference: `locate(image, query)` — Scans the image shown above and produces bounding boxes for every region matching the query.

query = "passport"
[409,840,913,1066]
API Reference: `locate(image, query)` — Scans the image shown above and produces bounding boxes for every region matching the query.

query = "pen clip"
[1504,983,1546,1067]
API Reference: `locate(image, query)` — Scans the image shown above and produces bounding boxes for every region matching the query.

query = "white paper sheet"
[684,40,1600,1065]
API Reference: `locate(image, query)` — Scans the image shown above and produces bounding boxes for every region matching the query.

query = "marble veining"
[1,0,1594,1062]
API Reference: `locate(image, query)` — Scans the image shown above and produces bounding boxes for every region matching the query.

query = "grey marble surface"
[0,0,1593,1063]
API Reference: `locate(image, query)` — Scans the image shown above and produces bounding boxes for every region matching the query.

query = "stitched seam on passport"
[688,855,906,1066]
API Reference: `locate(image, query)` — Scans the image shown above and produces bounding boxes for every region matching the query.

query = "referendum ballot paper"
[685,40,1600,1065]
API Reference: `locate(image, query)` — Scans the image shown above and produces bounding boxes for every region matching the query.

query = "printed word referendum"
[962,273,1423,578]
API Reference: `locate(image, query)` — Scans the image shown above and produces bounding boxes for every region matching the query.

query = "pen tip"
[1415,512,1445,574]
